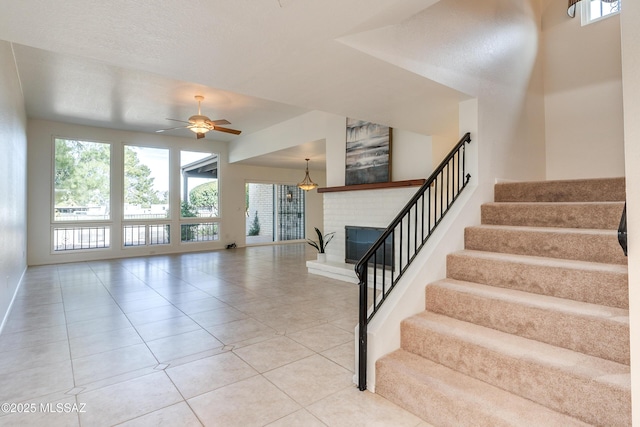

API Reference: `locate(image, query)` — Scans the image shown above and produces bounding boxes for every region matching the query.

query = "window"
[52,138,222,253]
[53,226,110,251]
[180,151,219,218]
[123,224,170,246]
[181,223,219,243]
[54,138,110,221]
[122,145,170,248]
[583,0,620,25]
[53,138,111,252]
[180,151,219,244]
[245,183,305,244]
[123,145,169,220]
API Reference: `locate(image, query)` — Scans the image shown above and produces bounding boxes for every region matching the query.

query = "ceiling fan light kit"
[156,95,241,139]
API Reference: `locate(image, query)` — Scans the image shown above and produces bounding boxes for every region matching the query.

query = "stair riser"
[465,227,627,265]
[401,322,630,426]
[446,253,629,309]
[481,203,624,229]
[494,178,626,203]
[376,353,590,427]
[426,284,629,364]
[376,363,514,427]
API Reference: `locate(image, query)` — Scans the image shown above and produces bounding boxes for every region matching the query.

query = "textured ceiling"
[0,0,476,168]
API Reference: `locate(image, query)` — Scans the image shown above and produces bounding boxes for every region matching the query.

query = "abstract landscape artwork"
[345,118,392,186]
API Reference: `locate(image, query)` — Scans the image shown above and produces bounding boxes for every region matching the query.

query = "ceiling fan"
[156,95,241,139]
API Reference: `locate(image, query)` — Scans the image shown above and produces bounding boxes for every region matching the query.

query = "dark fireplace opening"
[345,226,394,268]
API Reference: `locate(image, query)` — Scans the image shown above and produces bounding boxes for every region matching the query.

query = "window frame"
[581,0,621,25]
[121,144,172,249]
[51,137,113,254]
[50,136,225,254]
[179,150,220,246]
[52,137,113,224]
[122,144,171,222]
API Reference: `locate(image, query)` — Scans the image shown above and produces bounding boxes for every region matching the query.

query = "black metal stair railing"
[355,132,472,391]
[618,202,627,256]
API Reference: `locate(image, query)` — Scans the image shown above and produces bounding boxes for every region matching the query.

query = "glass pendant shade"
[297,158,318,191]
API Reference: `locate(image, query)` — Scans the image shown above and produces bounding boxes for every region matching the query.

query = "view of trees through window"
[181,151,219,218]
[54,138,111,221]
[180,151,219,243]
[124,145,169,219]
[53,139,221,251]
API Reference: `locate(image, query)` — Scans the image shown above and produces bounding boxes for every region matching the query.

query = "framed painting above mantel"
[345,118,392,186]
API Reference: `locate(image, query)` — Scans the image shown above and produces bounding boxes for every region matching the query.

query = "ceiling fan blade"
[156,125,188,133]
[213,126,242,135]
[165,118,192,124]
[206,119,231,126]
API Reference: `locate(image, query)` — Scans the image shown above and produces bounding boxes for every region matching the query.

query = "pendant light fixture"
[297,158,318,191]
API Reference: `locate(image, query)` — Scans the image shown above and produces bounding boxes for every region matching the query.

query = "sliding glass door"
[246,183,305,244]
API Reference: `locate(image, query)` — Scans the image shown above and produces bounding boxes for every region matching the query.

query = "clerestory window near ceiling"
[569,0,621,25]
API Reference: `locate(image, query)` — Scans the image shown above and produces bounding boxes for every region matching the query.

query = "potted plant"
[307,227,335,262]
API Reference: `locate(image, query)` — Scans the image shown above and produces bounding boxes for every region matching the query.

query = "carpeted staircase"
[375,177,629,426]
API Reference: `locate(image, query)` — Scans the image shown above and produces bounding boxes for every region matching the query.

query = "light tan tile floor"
[0,244,431,426]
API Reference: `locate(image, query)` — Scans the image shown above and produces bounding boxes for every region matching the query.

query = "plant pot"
[316,253,327,262]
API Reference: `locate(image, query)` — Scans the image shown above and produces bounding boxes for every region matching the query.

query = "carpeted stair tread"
[376,177,630,425]
[426,278,629,364]
[481,201,624,229]
[494,177,625,203]
[401,312,630,426]
[447,250,628,308]
[376,349,591,427]
[465,224,627,265]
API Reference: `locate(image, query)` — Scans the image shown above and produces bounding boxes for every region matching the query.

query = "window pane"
[149,224,170,245]
[53,226,110,251]
[181,222,219,242]
[587,0,620,22]
[123,225,146,246]
[54,138,110,221]
[123,146,169,220]
[181,151,219,218]
[123,224,170,246]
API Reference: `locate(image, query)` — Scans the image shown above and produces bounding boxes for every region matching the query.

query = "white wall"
[619,0,640,422]
[334,0,547,189]
[27,119,324,265]
[0,41,28,330]
[229,111,342,166]
[392,129,434,181]
[542,0,625,180]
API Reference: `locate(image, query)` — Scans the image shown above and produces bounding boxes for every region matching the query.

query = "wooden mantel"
[317,179,426,193]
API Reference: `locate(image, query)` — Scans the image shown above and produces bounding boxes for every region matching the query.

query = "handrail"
[618,202,627,256]
[356,132,472,391]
